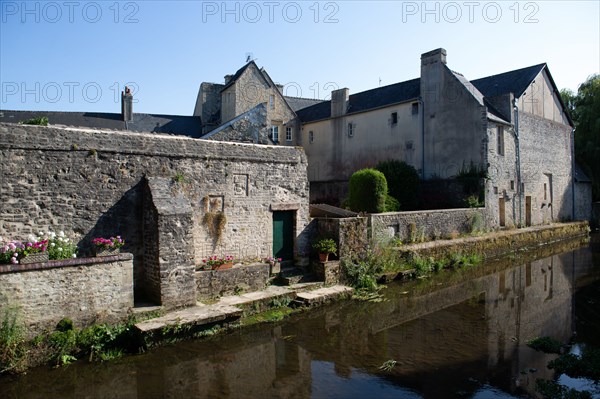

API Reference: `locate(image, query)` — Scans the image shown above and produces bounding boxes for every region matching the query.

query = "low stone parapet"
[196,263,270,300]
[0,254,134,337]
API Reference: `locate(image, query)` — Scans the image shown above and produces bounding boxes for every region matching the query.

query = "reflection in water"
[1,236,599,398]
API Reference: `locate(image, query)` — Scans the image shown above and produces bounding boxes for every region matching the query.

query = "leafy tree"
[347,168,388,213]
[376,160,420,210]
[561,75,600,201]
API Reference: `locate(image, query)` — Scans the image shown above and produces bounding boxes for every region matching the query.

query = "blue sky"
[1,1,599,115]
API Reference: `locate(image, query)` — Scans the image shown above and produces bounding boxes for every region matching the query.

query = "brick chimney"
[121,86,133,122]
[331,88,349,118]
[224,74,234,84]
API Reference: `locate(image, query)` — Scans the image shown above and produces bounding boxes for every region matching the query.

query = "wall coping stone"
[270,202,301,211]
[0,253,133,274]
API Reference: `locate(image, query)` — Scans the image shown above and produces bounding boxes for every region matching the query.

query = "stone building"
[295,49,579,227]
[196,49,581,227]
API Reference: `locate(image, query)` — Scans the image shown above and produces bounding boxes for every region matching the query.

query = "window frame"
[347,122,354,138]
[285,126,292,142]
[497,126,505,156]
[271,125,279,142]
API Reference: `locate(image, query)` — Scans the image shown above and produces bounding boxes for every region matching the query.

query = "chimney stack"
[224,74,234,84]
[121,86,133,122]
[420,48,447,67]
[331,88,350,118]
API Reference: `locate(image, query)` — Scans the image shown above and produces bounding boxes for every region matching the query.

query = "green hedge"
[348,168,388,213]
[376,160,420,211]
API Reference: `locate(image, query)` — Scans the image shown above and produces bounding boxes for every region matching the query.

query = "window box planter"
[95,248,121,257]
[20,252,49,264]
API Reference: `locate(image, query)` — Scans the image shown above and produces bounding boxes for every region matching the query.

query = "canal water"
[1,235,599,398]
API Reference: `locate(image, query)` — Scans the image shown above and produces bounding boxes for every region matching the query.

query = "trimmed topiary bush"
[376,160,420,211]
[348,168,388,213]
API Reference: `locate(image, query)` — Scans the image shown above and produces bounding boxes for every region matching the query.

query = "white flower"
[50,242,56,247]
[72,254,77,258]
[58,231,65,238]
[57,247,63,252]
[49,232,56,239]
[27,234,37,242]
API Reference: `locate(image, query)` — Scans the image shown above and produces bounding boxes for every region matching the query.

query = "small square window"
[347,122,354,138]
[391,112,398,125]
[309,131,314,143]
[286,126,292,141]
[411,103,419,115]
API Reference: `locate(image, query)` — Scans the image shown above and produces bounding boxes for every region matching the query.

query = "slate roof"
[471,63,546,98]
[296,79,420,123]
[0,110,203,137]
[283,96,324,112]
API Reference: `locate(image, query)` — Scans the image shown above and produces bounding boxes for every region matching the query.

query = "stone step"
[134,304,242,333]
[277,268,316,285]
[295,285,354,306]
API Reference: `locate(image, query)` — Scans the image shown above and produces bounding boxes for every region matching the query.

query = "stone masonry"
[0,123,311,308]
[0,255,134,337]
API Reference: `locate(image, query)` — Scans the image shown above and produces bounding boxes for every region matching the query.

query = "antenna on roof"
[379,77,382,87]
[245,52,254,63]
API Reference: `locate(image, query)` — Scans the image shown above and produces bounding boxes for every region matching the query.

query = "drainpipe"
[571,127,576,220]
[418,97,425,179]
[513,98,522,227]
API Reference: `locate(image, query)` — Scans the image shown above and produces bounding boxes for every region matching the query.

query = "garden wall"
[0,254,133,337]
[0,123,311,307]
[369,208,488,243]
[196,263,270,300]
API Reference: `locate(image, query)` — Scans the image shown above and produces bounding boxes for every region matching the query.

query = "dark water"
[2,235,600,399]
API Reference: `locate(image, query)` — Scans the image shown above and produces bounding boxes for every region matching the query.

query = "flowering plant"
[202,255,234,269]
[0,231,79,265]
[42,231,78,260]
[92,236,125,250]
[265,256,282,266]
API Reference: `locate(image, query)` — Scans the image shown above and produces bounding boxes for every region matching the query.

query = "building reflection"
[0,237,596,399]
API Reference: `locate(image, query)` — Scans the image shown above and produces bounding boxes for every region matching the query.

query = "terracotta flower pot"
[212,262,233,270]
[319,253,329,262]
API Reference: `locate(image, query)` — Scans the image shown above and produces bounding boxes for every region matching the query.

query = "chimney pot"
[121,86,133,122]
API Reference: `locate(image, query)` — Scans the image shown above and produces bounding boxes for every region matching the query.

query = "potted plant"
[312,238,337,262]
[92,236,125,257]
[202,255,234,270]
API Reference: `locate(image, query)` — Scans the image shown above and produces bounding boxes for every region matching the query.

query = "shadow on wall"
[80,179,145,300]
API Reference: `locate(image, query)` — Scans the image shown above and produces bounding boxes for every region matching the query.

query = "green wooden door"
[273,211,294,261]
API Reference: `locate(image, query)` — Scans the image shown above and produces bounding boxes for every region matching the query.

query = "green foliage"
[548,346,600,382]
[469,212,485,233]
[312,238,337,255]
[342,247,383,292]
[56,318,74,333]
[376,160,420,211]
[0,306,26,373]
[561,74,600,201]
[527,336,563,354]
[464,195,484,208]
[384,194,400,212]
[457,162,486,205]
[19,116,48,126]
[347,168,388,213]
[173,172,185,183]
[535,379,592,399]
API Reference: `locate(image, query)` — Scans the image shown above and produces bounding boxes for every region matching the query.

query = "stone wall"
[316,217,368,262]
[196,263,269,300]
[0,123,311,306]
[0,255,133,337]
[369,208,488,243]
